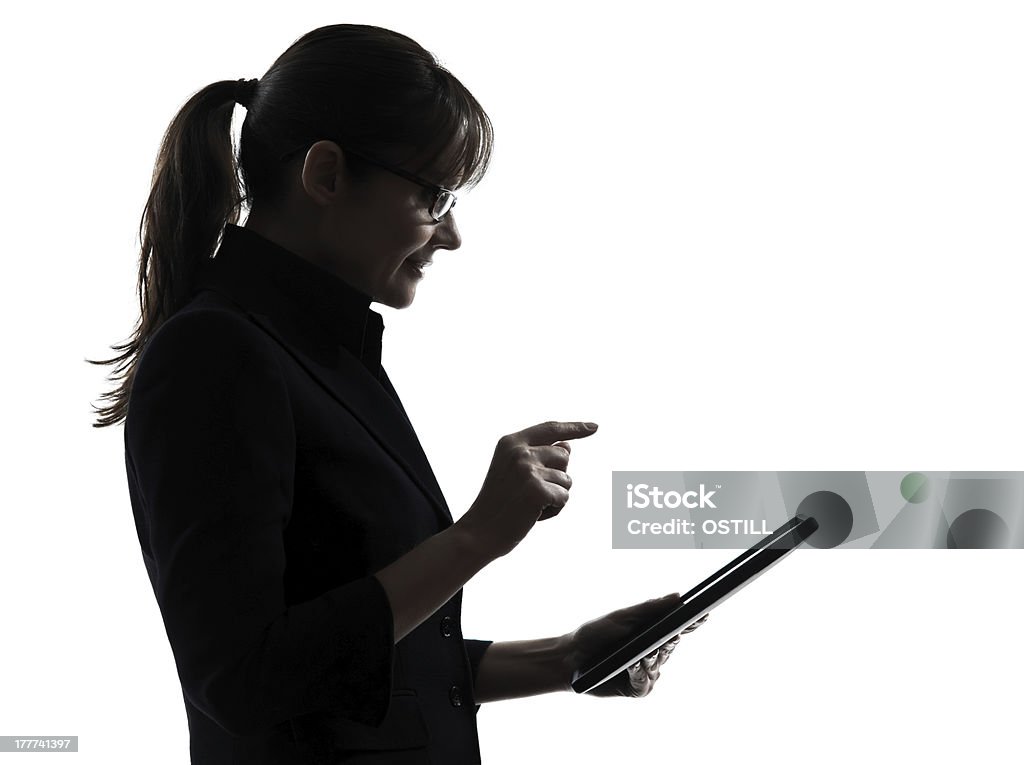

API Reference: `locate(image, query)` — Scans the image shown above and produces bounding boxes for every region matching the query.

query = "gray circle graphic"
[946,508,1010,549]
[795,490,854,548]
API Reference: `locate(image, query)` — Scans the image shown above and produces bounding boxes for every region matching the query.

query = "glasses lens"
[431,191,456,221]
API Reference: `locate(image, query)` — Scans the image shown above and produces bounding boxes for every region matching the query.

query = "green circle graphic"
[900,472,930,503]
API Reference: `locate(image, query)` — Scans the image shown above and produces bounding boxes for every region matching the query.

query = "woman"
[90,23,705,764]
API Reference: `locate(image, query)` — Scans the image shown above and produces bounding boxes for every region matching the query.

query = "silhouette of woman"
[89,23,703,764]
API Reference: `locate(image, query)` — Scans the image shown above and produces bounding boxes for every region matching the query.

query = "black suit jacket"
[124,224,492,764]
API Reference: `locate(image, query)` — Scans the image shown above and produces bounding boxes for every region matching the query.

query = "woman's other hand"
[562,595,709,698]
[456,421,598,561]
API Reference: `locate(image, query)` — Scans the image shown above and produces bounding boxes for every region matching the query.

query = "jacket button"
[449,685,463,707]
[440,615,454,638]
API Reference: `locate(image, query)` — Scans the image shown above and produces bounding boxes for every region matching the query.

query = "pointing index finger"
[517,421,598,446]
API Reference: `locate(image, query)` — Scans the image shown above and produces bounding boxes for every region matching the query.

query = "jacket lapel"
[245,310,455,530]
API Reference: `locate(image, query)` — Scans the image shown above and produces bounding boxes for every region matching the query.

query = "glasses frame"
[279,141,457,223]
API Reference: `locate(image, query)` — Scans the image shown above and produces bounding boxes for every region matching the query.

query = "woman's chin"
[377,282,418,309]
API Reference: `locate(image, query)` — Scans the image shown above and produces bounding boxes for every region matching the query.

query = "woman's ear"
[299,140,349,206]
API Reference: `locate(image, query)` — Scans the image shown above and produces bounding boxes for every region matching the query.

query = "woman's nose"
[431,212,462,251]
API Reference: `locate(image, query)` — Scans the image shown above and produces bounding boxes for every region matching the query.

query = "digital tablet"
[570,513,819,693]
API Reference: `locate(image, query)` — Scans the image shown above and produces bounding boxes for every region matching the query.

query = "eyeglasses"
[343,147,457,223]
[279,142,457,223]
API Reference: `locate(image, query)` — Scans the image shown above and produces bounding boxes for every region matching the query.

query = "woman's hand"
[561,595,709,698]
[456,421,598,561]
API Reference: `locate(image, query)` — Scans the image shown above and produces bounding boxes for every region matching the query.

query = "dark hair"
[88,24,493,428]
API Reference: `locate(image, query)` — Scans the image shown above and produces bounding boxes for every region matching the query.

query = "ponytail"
[88,79,245,428]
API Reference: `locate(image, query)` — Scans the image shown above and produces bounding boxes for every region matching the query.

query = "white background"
[3,1,1023,763]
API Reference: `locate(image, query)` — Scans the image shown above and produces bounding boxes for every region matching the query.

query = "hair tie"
[234,78,259,109]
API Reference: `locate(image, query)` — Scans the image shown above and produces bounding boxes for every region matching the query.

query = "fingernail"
[584,422,598,430]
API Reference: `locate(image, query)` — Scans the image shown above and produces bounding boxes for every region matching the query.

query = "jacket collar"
[191,224,453,530]
[197,224,383,374]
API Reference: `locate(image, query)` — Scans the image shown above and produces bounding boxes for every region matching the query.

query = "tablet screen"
[570,514,818,693]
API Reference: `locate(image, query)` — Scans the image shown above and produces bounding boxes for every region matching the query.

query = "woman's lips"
[403,257,431,277]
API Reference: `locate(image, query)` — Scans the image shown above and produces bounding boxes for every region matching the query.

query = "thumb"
[625,593,679,618]
[646,593,680,605]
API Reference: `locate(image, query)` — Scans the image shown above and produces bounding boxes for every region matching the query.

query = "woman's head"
[89,24,492,427]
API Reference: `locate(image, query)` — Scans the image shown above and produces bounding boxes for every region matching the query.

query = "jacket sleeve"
[125,308,395,736]
[463,638,493,712]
